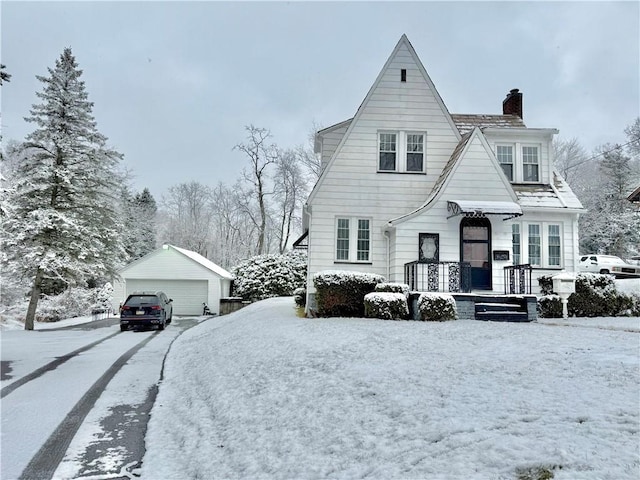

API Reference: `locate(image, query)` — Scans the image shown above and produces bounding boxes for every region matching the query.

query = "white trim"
[514,220,564,268]
[334,216,372,263]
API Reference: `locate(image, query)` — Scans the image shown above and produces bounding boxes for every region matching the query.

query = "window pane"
[357,219,370,261]
[406,134,424,172]
[336,218,349,260]
[500,164,513,181]
[512,224,521,265]
[548,224,561,266]
[522,146,539,182]
[528,224,541,266]
[379,133,396,171]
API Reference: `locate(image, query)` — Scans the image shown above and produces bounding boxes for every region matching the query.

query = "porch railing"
[503,264,532,294]
[404,261,472,293]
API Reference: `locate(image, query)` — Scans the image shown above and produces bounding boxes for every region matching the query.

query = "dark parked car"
[120,291,173,332]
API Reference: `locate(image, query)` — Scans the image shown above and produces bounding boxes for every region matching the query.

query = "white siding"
[319,123,349,170]
[308,40,460,287]
[392,134,518,292]
[114,247,230,315]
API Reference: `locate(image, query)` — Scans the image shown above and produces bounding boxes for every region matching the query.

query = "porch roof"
[447,200,523,220]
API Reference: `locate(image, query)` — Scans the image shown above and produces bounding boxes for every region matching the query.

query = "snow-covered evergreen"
[232,250,307,301]
[1,48,125,329]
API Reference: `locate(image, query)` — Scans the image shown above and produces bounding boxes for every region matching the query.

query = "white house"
[113,244,233,316]
[302,35,584,310]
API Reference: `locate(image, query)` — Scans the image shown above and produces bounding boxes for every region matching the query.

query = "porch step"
[475,311,530,322]
[473,295,529,322]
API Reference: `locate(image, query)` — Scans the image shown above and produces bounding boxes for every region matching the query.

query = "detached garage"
[113,245,233,316]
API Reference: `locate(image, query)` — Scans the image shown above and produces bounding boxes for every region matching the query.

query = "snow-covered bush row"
[537,273,640,318]
[364,292,409,320]
[232,250,307,301]
[417,292,457,321]
[313,270,385,317]
[2,283,115,324]
[374,282,410,298]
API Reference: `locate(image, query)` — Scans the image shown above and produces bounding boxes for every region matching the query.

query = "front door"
[460,217,492,290]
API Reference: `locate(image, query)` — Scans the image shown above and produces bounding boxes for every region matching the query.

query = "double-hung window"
[406,134,424,172]
[522,146,539,182]
[512,224,521,264]
[336,217,371,262]
[548,224,561,266]
[515,222,563,267]
[496,145,514,181]
[379,133,397,171]
[528,224,541,266]
[378,131,425,173]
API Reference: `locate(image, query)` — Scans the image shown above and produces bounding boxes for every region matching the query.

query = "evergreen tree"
[2,48,125,330]
[129,187,157,259]
[0,64,10,85]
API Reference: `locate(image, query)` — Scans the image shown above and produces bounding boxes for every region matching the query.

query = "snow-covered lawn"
[142,297,640,480]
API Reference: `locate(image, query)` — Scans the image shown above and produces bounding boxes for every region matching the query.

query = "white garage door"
[125,279,208,316]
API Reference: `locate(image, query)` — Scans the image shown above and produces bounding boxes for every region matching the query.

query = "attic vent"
[401,69,407,82]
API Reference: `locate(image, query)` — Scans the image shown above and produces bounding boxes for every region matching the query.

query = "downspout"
[383,228,391,281]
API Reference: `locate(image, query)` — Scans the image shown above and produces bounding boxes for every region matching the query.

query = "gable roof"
[307,34,461,205]
[451,114,526,134]
[389,127,517,225]
[119,245,233,279]
[169,245,233,279]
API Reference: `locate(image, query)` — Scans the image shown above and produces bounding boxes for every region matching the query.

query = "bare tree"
[274,149,306,253]
[159,181,214,256]
[553,137,589,185]
[234,125,278,255]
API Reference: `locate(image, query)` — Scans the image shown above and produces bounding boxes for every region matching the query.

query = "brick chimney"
[503,88,523,119]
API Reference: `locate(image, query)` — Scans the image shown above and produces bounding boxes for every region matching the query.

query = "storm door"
[460,217,492,290]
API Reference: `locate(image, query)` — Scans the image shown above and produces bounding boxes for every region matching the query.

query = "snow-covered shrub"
[374,282,410,298]
[537,295,563,318]
[537,273,632,317]
[364,292,408,320]
[293,287,306,307]
[232,250,307,301]
[417,292,457,321]
[313,270,385,317]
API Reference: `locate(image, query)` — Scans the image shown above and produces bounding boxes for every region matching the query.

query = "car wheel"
[158,317,165,331]
[120,325,127,332]
[599,269,610,274]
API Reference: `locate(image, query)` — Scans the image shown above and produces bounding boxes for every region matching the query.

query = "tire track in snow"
[18,331,159,480]
[1,331,120,399]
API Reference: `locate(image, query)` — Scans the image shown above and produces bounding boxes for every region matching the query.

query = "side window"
[379,133,397,171]
[406,134,424,172]
[336,218,350,260]
[497,145,514,181]
[548,224,561,266]
[512,223,521,264]
[522,146,539,182]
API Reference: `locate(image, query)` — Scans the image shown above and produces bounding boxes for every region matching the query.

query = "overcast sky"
[2,1,638,201]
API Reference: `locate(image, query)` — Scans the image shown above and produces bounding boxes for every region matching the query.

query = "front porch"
[404,261,536,321]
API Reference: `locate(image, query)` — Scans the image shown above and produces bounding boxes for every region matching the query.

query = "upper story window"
[522,146,540,182]
[496,145,514,181]
[379,133,397,171]
[378,131,425,173]
[494,143,542,183]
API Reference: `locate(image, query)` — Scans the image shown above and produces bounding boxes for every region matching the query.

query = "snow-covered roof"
[513,173,584,211]
[451,114,525,134]
[169,245,233,279]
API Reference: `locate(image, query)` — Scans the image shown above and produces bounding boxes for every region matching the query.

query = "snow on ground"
[142,297,640,480]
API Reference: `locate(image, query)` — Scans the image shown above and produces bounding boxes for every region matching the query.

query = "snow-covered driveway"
[1,316,207,480]
[142,298,639,480]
